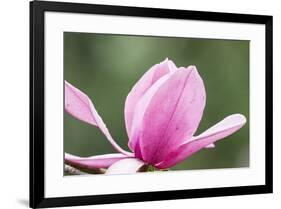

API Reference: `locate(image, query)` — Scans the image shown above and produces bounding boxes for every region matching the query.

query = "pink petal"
[131,66,206,164]
[65,81,132,156]
[65,153,130,169]
[105,158,146,175]
[205,143,215,148]
[129,74,172,154]
[65,81,97,126]
[124,59,177,149]
[156,114,246,169]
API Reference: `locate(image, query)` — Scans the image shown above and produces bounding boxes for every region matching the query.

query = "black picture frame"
[30,0,273,208]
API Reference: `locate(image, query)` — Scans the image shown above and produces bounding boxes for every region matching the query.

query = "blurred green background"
[64,32,249,171]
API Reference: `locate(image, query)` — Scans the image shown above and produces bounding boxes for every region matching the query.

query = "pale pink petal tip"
[105,158,146,175]
[65,81,97,126]
[205,143,215,148]
[65,153,130,169]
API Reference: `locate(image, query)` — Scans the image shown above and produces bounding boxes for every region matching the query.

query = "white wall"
[0,0,279,208]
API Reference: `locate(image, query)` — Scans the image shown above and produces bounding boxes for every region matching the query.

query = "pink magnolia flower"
[65,59,246,174]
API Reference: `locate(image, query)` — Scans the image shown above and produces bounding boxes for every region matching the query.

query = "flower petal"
[65,153,130,173]
[131,66,206,164]
[205,143,215,148]
[124,59,177,147]
[105,158,146,175]
[65,81,132,156]
[129,74,172,154]
[156,114,246,169]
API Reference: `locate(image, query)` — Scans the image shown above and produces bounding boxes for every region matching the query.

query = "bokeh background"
[64,32,249,172]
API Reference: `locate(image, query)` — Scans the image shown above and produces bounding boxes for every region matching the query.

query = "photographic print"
[64,33,249,175]
[30,1,272,207]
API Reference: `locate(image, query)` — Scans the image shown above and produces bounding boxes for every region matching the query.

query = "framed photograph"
[30,0,273,208]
